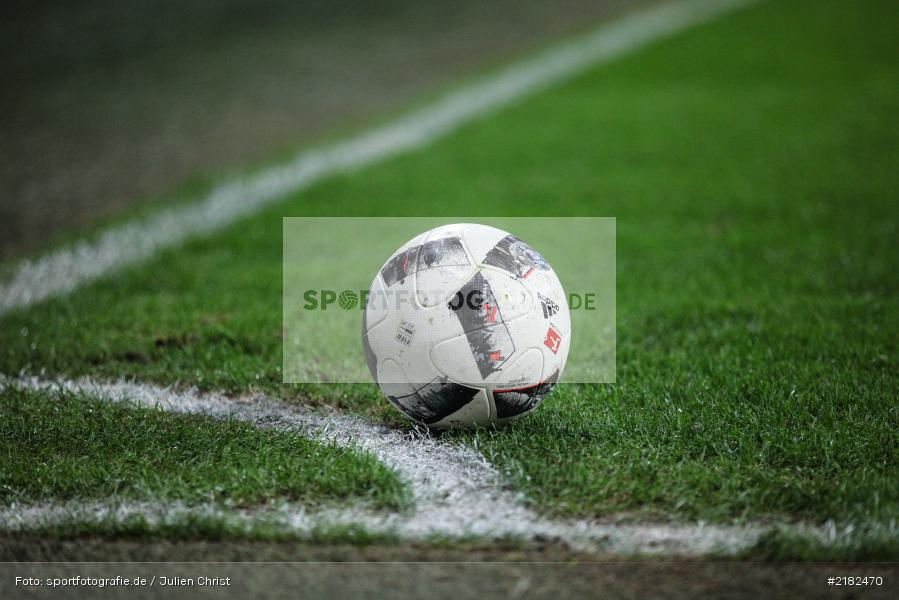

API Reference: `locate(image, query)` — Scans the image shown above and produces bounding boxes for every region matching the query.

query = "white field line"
[0,0,759,316]
[2,377,771,556]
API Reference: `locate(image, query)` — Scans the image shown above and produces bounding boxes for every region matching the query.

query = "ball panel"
[363,273,391,333]
[478,268,535,321]
[381,232,472,289]
[414,235,470,271]
[448,271,516,378]
[459,224,512,263]
[362,275,392,381]
[376,359,419,397]
[387,376,483,425]
[413,264,473,309]
[488,346,545,389]
[492,368,560,420]
[368,312,443,385]
[430,388,490,429]
[428,332,485,386]
[361,325,379,382]
[482,234,551,278]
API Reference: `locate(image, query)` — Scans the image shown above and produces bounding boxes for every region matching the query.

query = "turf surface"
[0,386,406,510]
[0,0,897,552]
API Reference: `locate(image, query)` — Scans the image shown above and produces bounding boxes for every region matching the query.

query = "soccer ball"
[362,223,570,428]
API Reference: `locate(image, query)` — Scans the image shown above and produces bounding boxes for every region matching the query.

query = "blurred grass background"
[0,0,637,259]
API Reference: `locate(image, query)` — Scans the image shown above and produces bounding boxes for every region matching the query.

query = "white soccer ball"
[362,224,570,428]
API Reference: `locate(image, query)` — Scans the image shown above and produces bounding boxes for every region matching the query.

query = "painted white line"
[3,376,767,556]
[0,0,759,315]
[0,499,763,558]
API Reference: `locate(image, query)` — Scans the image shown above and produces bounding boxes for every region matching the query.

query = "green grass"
[6,515,403,546]
[0,0,897,551]
[743,522,899,562]
[0,386,407,509]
